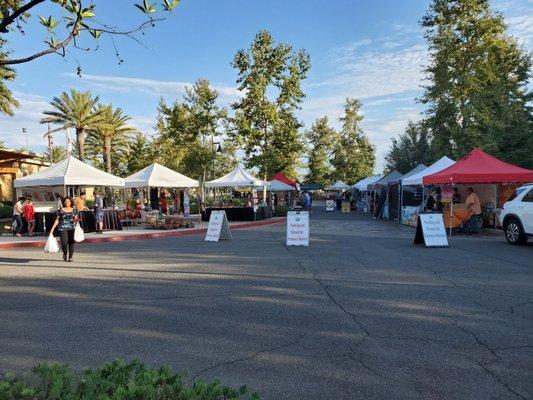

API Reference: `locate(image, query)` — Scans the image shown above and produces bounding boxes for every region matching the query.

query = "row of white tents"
[13,156,294,192]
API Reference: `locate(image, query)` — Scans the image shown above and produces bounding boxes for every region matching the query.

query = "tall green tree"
[41,145,67,164]
[421,0,533,167]
[155,78,232,180]
[305,116,336,186]
[41,89,104,161]
[0,51,18,116]
[230,30,311,179]
[124,132,153,176]
[0,1,179,117]
[385,121,431,174]
[86,104,135,174]
[330,98,376,184]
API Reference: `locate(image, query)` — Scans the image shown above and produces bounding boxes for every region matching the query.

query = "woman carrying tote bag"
[50,197,80,262]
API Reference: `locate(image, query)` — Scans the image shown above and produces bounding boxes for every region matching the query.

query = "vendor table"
[34,209,122,234]
[442,208,473,229]
[202,205,272,222]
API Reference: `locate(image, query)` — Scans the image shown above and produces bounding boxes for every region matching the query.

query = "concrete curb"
[0,217,286,249]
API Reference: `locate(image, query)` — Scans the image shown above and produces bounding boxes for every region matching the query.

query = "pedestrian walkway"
[0,217,285,249]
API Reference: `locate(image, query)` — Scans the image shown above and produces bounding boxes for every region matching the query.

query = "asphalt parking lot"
[0,206,531,399]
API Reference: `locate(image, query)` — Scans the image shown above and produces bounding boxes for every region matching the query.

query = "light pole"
[22,128,28,152]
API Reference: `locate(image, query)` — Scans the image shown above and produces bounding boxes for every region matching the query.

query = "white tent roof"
[329,180,351,190]
[205,165,267,188]
[14,156,125,188]
[353,175,383,190]
[125,163,199,188]
[402,156,455,186]
[268,179,296,191]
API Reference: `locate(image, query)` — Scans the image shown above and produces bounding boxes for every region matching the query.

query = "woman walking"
[50,197,79,262]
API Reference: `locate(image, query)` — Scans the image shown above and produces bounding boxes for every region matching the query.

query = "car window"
[521,189,533,202]
[508,188,526,201]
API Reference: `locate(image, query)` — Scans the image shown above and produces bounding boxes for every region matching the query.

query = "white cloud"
[65,73,240,99]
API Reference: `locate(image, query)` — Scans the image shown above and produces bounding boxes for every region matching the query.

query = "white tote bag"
[44,234,59,253]
[74,224,85,242]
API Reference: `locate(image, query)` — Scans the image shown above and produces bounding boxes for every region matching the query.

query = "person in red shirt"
[23,198,36,236]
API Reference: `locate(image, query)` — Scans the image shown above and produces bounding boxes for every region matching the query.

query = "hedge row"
[0,359,259,400]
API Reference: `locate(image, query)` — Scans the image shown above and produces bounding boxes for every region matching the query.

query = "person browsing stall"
[463,187,482,233]
[12,196,25,237]
[50,197,80,262]
[452,187,461,204]
[93,191,104,234]
[74,191,89,211]
[23,198,36,236]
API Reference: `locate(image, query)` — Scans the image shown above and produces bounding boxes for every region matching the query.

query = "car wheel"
[504,218,527,245]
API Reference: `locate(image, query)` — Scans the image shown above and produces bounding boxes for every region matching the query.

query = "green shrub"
[273,206,288,217]
[0,359,259,400]
[0,203,13,219]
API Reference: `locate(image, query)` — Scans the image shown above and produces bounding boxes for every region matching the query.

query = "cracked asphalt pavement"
[0,205,532,399]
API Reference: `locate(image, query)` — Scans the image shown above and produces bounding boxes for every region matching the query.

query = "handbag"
[74,223,85,242]
[44,234,59,253]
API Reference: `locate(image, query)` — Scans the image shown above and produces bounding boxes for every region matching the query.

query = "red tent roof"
[423,148,533,185]
[269,172,296,187]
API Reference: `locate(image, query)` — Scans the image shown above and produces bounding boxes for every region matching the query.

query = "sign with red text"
[286,211,309,246]
[205,210,232,242]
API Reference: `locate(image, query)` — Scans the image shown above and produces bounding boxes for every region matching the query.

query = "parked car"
[499,184,533,245]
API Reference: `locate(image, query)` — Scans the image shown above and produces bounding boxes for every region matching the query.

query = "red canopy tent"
[424,148,533,185]
[269,172,297,188]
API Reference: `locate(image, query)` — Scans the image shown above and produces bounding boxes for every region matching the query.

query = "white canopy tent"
[14,156,125,188]
[401,156,455,186]
[125,163,198,188]
[206,165,267,188]
[353,175,382,191]
[268,179,296,191]
[329,180,351,190]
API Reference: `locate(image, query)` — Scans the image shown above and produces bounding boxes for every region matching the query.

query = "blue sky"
[1,0,532,174]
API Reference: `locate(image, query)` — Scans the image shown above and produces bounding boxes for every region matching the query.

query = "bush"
[273,206,288,217]
[0,203,13,219]
[0,359,259,400]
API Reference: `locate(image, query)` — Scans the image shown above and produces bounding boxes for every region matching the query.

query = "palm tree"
[0,63,19,116]
[42,146,67,164]
[40,89,104,161]
[86,105,136,174]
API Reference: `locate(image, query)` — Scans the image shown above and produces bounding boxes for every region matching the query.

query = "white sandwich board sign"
[286,211,309,246]
[414,213,449,247]
[205,210,232,242]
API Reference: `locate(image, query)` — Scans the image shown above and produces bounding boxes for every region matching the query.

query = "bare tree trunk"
[76,127,85,161]
[104,136,112,173]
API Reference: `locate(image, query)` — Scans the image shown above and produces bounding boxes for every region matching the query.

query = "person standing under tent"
[452,187,461,204]
[335,191,342,211]
[93,191,104,234]
[12,196,25,237]
[23,198,36,236]
[463,187,482,234]
[74,191,88,211]
[50,197,79,262]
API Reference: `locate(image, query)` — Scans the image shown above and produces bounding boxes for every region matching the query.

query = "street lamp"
[22,128,28,153]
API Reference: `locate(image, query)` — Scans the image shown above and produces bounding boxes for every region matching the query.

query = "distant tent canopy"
[352,175,383,191]
[369,171,403,190]
[389,164,427,185]
[423,148,533,185]
[402,156,455,186]
[329,180,351,190]
[268,172,297,191]
[206,165,267,188]
[14,156,125,188]
[300,182,323,191]
[125,163,199,188]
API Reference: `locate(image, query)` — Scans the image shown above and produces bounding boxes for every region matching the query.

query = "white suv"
[500,184,533,245]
